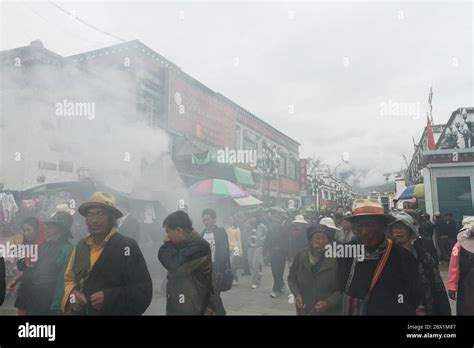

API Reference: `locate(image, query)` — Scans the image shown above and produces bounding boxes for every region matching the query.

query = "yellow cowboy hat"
[78,192,123,218]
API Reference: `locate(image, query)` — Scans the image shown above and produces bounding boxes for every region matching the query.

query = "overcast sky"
[1,1,473,186]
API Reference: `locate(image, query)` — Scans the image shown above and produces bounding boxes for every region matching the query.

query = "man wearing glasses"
[61,192,152,315]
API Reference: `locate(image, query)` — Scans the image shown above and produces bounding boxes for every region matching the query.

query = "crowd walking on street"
[0,191,472,316]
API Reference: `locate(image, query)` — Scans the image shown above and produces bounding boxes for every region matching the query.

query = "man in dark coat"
[437,213,459,262]
[62,192,152,315]
[158,211,213,315]
[445,213,459,243]
[201,208,230,315]
[420,214,435,239]
[266,212,289,298]
[418,213,439,265]
[338,199,423,315]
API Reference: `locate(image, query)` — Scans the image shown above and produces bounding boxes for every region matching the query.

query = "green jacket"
[288,248,341,315]
[49,241,74,313]
[17,234,73,315]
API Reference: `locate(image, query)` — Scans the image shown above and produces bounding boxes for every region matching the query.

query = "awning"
[233,166,255,186]
[234,195,264,206]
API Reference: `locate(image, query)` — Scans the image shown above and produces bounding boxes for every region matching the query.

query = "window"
[235,126,241,149]
[38,161,57,171]
[279,153,286,176]
[437,177,473,222]
[58,160,73,173]
[288,159,297,180]
[244,138,254,152]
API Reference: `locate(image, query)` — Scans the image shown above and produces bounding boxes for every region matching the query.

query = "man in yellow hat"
[61,192,152,315]
[338,199,422,315]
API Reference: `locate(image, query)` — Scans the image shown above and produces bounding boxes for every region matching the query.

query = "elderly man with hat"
[288,224,341,315]
[389,211,451,315]
[337,199,422,315]
[62,192,152,315]
[448,218,474,315]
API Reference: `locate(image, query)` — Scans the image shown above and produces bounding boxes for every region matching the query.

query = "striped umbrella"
[398,184,425,200]
[189,179,249,198]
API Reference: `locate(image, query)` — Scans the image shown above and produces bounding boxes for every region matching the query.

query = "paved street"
[145,262,295,315]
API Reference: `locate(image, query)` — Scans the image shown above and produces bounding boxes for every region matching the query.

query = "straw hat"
[344,198,396,224]
[78,192,123,218]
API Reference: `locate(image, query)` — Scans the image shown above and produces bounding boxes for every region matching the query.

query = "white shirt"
[203,231,216,262]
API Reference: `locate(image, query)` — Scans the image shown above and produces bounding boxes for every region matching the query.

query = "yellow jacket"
[226,226,242,255]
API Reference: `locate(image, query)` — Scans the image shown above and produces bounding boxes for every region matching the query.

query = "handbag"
[219,257,234,292]
[342,239,393,315]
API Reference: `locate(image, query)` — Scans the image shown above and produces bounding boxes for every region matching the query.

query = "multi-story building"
[1,39,301,207]
[404,107,474,221]
[422,107,474,222]
[306,171,354,212]
[364,191,397,212]
[69,40,301,207]
[0,39,191,214]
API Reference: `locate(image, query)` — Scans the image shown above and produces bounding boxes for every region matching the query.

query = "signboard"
[299,159,307,190]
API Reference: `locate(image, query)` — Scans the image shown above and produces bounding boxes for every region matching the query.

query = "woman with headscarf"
[288,224,341,315]
[7,217,47,315]
[389,211,451,315]
[448,218,474,315]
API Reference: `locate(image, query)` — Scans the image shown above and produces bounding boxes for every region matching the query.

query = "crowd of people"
[0,191,473,316]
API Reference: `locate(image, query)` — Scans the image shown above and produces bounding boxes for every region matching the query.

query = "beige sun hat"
[344,198,396,224]
[78,192,123,218]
